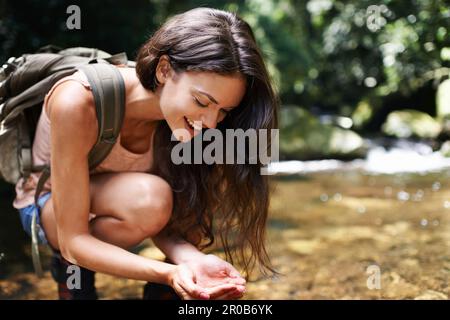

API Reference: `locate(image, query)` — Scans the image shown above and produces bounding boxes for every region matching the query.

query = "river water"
[0,142,449,299]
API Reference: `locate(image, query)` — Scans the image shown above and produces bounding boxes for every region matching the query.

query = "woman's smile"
[185,116,202,130]
[184,116,203,137]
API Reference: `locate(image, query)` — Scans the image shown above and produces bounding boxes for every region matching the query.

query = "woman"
[13,7,279,300]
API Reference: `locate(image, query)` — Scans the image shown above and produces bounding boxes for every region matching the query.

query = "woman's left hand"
[184,254,246,299]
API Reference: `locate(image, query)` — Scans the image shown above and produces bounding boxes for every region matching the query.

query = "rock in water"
[382,109,442,139]
[414,290,448,300]
[437,79,450,119]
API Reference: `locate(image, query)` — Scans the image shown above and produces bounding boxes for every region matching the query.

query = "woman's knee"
[129,174,173,237]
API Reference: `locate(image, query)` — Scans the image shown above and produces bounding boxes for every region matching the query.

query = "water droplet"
[432,181,441,191]
[444,201,450,209]
[384,186,393,197]
[420,219,428,227]
[320,194,329,202]
[333,193,342,201]
[432,219,439,227]
[397,191,410,201]
[357,206,366,214]
[0,252,4,261]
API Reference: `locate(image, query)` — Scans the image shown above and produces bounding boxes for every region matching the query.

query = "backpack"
[0,45,132,276]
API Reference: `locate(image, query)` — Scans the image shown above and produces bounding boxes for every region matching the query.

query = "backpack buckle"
[102,137,117,144]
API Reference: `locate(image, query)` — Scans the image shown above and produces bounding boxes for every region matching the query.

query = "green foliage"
[0,0,159,61]
[234,0,450,122]
[1,0,448,123]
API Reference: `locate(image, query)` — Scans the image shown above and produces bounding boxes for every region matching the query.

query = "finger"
[214,292,231,300]
[179,282,210,299]
[228,270,242,278]
[231,285,246,299]
[228,276,246,285]
[182,293,195,300]
[218,274,246,286]
[214,286,246,300]
[205,283,240,299]
[225,266,245,281]
[173,282,193,300]
[211,276,245,286]
[179,272,210,299]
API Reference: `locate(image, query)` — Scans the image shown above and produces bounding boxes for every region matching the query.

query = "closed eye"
[193,97,208,108]
[194,96,234,115]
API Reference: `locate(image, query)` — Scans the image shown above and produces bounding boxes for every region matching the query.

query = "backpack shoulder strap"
[31,62,125,277]
[78,62,126,170]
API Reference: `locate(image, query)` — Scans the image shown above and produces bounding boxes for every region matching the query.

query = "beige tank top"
[13,68,154,209]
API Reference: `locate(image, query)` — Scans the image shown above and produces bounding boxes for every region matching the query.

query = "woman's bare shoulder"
[47,80,98,152]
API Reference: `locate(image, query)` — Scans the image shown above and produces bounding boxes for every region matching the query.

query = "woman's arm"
[152,227,206,264]
[48,82,175,285]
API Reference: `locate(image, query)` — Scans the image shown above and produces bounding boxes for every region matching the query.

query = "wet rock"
[414,290,448,300]
[287,239,321,255]
[382,109,442,139]
[381,221,410,236]
[382,272,421,299]
[437,118,450,141]
[316,226,376,242]
[436,79,450,119]
[439,141,450,157]
[280,106,367,160]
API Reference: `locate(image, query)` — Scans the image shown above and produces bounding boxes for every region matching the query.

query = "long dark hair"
[135,7,279,278]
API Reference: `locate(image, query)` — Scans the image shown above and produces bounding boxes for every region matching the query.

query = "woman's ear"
[156,55,173,84]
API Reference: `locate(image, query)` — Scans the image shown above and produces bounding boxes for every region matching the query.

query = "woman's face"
[156,55,247,142]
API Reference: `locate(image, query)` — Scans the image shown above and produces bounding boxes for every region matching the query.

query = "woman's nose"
[200,110,219,129]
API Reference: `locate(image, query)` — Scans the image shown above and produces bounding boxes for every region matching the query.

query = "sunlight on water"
[268,143,450,175]
[397,191,410,201]
[432,181,441,191]
[411,190,424,202]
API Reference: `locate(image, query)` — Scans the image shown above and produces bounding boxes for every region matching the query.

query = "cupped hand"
[168,254,246,300]
[183,254,246,300]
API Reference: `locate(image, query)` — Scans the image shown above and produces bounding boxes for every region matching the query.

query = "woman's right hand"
[168,263,239,300]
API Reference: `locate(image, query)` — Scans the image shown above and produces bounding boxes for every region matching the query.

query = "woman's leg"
[40,172,173,252]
